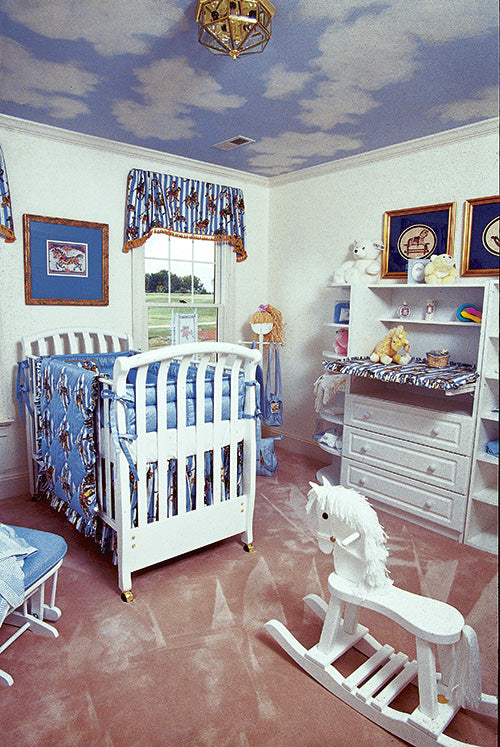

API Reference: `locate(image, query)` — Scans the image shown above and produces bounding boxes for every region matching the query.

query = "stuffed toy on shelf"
[424,253,457,284]
[333,239,384,284]
[370,325,411,365]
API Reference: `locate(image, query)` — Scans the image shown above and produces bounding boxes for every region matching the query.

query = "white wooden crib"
[20,328,261,600]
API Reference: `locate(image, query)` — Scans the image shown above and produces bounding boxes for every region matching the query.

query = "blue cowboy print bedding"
[19,352,246,543]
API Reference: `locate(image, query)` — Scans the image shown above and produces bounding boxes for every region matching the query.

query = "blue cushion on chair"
[8,527,67,590]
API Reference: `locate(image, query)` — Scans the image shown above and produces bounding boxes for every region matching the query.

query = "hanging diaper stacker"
[264,342,283,427]
[265,479,497,747]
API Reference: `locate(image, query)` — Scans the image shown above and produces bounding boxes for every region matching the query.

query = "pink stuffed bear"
[334,328,348,356]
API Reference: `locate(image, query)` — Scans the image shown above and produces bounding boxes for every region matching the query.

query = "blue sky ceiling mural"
[0,0,498,177]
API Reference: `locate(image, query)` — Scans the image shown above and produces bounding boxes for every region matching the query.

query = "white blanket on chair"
[0,524,37,625]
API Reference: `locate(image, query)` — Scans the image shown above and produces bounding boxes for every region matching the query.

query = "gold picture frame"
[382,202,456,279]
[461,196,499,277]
[24,214,109,305]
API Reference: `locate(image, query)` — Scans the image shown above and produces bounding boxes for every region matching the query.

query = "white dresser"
[341,389,474,538]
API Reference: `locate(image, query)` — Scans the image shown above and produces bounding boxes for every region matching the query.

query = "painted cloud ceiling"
[0,0,498,177]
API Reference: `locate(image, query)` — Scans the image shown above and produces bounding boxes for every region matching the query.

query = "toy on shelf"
[426,349,451,368]
[265,479,498,747]
[333,239,384,285]
[456,304,482,323]
[424,254,457,284]
[333,328,348,356]
[370,325,411,365]
[333,302,350,323]
[424,299,436,321]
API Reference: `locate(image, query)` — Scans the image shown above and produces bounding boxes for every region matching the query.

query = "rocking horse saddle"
[328,572,464,645]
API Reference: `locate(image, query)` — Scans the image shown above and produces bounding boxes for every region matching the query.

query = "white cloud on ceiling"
[299,82,379,129]
[263,65,313,99]
[246,130,362,176]
[429,87,500,124]
[289,0,498,133]
[113,57,246,141]
[0,35,98,118]
[1,0,185,56]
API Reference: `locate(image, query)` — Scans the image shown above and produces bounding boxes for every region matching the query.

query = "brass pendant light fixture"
[196,0,275,60]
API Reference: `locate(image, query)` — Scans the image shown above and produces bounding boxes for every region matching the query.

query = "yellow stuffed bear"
[424,254,457,284]
[370,325,411,365]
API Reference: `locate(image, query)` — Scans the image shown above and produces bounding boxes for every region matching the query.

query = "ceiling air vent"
[213,135,255,151]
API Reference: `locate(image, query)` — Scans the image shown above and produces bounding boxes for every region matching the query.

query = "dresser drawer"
[345,394,474,455]
[341,459,466,530]
[343,426,471,494]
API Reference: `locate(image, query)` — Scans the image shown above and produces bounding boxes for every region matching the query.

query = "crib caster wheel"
[243,543,255,553]
[121,590,134,603]
[31,493,41,502]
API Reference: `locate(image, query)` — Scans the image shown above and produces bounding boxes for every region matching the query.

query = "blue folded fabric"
[0,524,38,624]
[486,440,499,458]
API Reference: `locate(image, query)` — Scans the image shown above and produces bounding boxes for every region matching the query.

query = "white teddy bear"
[333,239,384,284]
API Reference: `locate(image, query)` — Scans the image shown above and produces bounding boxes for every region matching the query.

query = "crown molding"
[0,113,497,188]
[0,113,268,188]
[269,118,500,186]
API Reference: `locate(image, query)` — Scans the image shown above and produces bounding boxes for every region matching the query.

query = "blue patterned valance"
[0,146,15,243]
[124,169,246,261]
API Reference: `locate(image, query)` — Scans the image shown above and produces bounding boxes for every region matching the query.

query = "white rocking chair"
[265,481,497,747]
[0,525,67,686]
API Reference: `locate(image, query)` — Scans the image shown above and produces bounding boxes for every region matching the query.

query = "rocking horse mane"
[307,482,392,588]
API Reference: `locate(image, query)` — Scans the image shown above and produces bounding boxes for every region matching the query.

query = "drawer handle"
[358,477,367,486]
[430,427,439,437]
[427,463,437,473]
[363,412,371,420]
[423,500,434,510]
[359,444,370,454]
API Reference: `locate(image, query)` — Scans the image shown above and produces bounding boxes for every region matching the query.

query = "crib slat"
[226,359,236,502]
[66,332,78,353]
[96,333,106,353]
[195,353,211,511]
[156,360,170,520]
[212,354,227,505]
[52,335,63,354]
[135,365,149,527]
[176,355,192,515]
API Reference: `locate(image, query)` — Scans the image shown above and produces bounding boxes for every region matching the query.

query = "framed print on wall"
[461,196,499,277]
[24,214,109,305]
[382,202,456,279]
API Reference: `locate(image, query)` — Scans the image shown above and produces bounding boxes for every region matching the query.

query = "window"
[144,232,224,349]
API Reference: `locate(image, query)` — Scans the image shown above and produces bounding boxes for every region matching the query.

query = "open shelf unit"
[464,280,498,554]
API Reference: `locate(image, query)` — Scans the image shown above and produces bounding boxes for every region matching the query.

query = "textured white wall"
[267,124,499,458]
[0,116,269,497]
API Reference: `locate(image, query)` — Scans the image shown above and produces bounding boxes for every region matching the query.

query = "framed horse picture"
[461,195,499,277]
[382,202,456,279]
[23,214,109,305]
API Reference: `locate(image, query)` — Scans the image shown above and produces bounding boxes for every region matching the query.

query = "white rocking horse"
[265,479,497,747]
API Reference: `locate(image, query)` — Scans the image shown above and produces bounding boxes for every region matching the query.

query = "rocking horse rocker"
[265,480,497,747]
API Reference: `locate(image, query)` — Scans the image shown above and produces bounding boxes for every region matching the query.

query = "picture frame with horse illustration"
[23,214,109,305]
[382,202,456,279]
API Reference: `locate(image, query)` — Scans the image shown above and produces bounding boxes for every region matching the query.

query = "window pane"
[170,236,190,261]
[193,239,214,263]
[192,266,213,301]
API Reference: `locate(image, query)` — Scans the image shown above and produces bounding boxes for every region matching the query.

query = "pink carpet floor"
[0,447,497,746]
